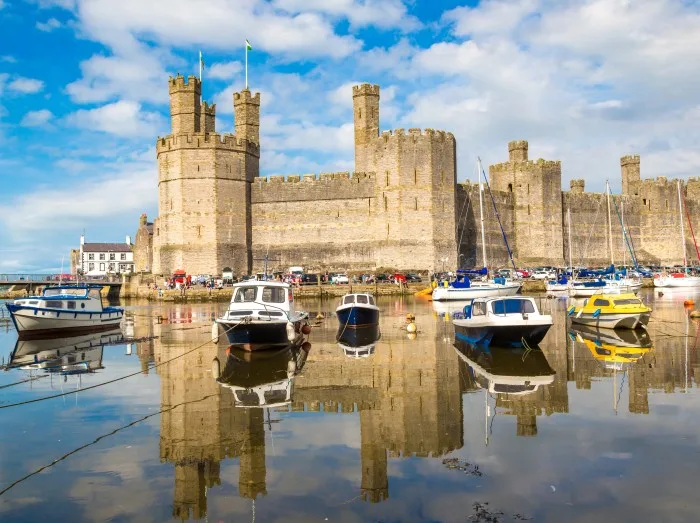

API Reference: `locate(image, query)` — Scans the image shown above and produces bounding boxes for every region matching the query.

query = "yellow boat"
[569,325,653,370]
[567,293,652,329]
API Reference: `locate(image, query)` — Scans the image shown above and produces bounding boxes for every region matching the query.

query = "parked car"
[393,273,407,283]
[375,273,390,283]
[333,274,349,284]
[531,268,556,280]
[301,273,319,285]
[406,273,422,282]
[516,269,530,278]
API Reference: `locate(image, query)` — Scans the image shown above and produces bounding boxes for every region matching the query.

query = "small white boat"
[654,273,700,288]
[215,280,309,351]
[453,296,553,347]
[6,285,124,339]
[545,277,569,292]
[432,278,521,301]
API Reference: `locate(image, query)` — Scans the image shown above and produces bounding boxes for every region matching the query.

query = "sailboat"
[432,158,521,301]
[546,208,572,292]
[655,180,700,288]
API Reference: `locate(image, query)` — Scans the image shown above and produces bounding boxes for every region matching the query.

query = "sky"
[1,0,700,273]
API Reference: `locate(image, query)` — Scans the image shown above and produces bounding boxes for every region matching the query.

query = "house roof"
[83,243,132,253]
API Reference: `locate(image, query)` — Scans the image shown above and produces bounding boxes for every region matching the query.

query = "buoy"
[211,322,219,343]
[316,312,324,319]
[690,310,700,319]
[301,341,312,352]
[406,322,417,333]
[301,324,312,335]
[407,332,417,340]
[211,357,221,379]
[684,299,695,307]
[658,291,664,297]
[286,322,296,342]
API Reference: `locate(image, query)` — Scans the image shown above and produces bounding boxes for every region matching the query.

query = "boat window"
[66,301,76,310]
[45,301,64,309]
[44,288,88,297]
[368,296,375,305]
[258,311,284,317]
[492,299,535,315]
[357,295,368,304]
[472,302,487,316]
[262,286,285,303]
[28,300,38,305]
[593,299,610,307]
[614,298,642,306]
[344,295,355,305]
[233,287,258,303]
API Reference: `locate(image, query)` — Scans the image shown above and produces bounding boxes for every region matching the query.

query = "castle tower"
[489,140,564,266]
[621,155,641,195]
[169,75,201,135]
[238,409,267,499]
[234,90,260,144]
[353,84,380,173]
[152,76,260,276]
[360,410,389,503]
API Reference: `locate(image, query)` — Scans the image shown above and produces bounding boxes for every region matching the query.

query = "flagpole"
[245,44,248,89]
[199,50,203,103]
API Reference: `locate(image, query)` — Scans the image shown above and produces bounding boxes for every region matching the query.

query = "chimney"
[80,234,85,246]
[126,235,132,245]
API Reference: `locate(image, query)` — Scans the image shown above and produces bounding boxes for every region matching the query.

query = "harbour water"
[1,290,699,522]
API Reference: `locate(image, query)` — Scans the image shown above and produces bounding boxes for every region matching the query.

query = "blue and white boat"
[5,285,124,339]
[432,270,521,301]
[452,296,552,347]
[336,293,379,327]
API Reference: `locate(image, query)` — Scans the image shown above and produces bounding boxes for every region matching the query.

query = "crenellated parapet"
[378,128,455,143]
[490,158,562,173]
[569,179,585,193]
[252,171,375,203]
[156,133,260,157]
[353,83,380,97]
[169,74,201,94]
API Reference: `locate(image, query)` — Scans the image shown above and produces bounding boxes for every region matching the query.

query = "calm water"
[1,291,699,522]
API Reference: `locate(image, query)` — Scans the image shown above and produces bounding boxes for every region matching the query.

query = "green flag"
[246,39,252,51]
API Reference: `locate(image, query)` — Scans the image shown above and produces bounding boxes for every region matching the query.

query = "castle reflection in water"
[126,295,700,520]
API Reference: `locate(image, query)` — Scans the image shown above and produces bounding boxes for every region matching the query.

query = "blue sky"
[1,0,700,272]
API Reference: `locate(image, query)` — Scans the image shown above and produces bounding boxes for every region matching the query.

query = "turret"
[353,83,380,172]
[570,179,585,193]
[169,75,201,135]
[508,140,528,162]
[200,101,216,134]
[621,155,641,195]
[233,89,260,144]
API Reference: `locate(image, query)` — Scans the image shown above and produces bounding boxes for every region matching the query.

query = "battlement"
[621,154,640,166]
[570,179,585,193]
[490,158,562,172]
[256,171,375,184]
[156,132,259,155]
[233,89,260,105]
[353,83,380,97]
[378,128,455,142]
[169,74,201,93]
[201,101,215,115]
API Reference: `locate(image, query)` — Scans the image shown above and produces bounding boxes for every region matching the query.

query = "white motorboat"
[654,273,700,288]
[453,296,553,347]
[215,280,309,351]
[6,285,124,339]
[432,277,521,301]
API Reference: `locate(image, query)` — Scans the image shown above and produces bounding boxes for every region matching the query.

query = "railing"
[0,274,69,282]
[0,274,120,284]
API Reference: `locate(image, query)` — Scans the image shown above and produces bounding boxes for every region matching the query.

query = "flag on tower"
[199,51,204,81]
[246,39,252,51]
[245,39,252,88]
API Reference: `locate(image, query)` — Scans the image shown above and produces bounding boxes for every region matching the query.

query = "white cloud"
[206,60,242,81]
[274,0,420,30]
[36,17,62,31]
[0,55,16,63]
[0,0,5,10]
[0,167,156,235]
[443,0,539,37]
[7,77,45,94]
[20,109,54,127]
[263,117,354,154]
[65,100,165,137]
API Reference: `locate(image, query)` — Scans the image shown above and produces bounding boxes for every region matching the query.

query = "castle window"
[358,108,362,119]
[643,198,647,206]
[666,199,669,209]
[387,223,389,237]
[528,205,531,215]
[198,225,202,237]
[527,184,530,195]
[508,183,513,192]
[415,198,418,211]
[441,170,444,184]
[371,107,376,119]
[384,194,387,211]
[386,171,389,187]
[157,228,160,236]
[414,168,417,184]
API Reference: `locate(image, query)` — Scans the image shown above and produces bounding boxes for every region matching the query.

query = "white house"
[79,235,134,276]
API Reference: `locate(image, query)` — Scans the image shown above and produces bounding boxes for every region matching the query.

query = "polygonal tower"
[152,75,260,276]
[621,155,641,196]
[353,84,380,173]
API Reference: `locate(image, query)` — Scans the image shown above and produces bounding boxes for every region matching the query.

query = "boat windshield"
[357,295,368,304]
[233,287,258,303]
[261,286,286,304]
[491,299,535,315]
[368,296,375,305]
[592,298,610,307]
[472,301,487,316]
[613,298,643,306]
[44,287,88,298]
[344,295,355,305]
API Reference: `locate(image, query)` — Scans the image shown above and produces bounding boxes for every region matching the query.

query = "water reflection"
[336,324,381,358]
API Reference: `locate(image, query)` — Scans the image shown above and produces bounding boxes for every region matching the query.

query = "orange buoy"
[684,299,695,308]
[301,324,312,335]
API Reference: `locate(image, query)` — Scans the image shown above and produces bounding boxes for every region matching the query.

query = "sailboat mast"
[678,180,687,267]
[606,181,615,267]
[478,158,487,269]
[567,207,573,270]
[622,201,626,267]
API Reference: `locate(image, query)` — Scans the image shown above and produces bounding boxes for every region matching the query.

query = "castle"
[134,75,700,275]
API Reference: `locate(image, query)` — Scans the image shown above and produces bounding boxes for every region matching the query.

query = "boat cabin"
[338,294,376,307]
[464,297,539,319]
[223,281,294,321]
[13,285,105,313]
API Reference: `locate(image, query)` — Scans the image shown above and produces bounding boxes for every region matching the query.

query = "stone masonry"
[134,75,699,276]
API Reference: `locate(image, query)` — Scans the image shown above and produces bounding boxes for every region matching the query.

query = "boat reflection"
[215,341,311,408]
[569,325,653,371]
[336,324,381,358]
[7,328,124,374]
[431,299,470,319]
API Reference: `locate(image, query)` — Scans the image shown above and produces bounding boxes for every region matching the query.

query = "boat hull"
[217,318,307,351]
[336,305,379,327]
[454,321,552,348]
[654,276,700,288]
[570,312,651,329]
[6,303,123,339]
[432,283,521,301]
